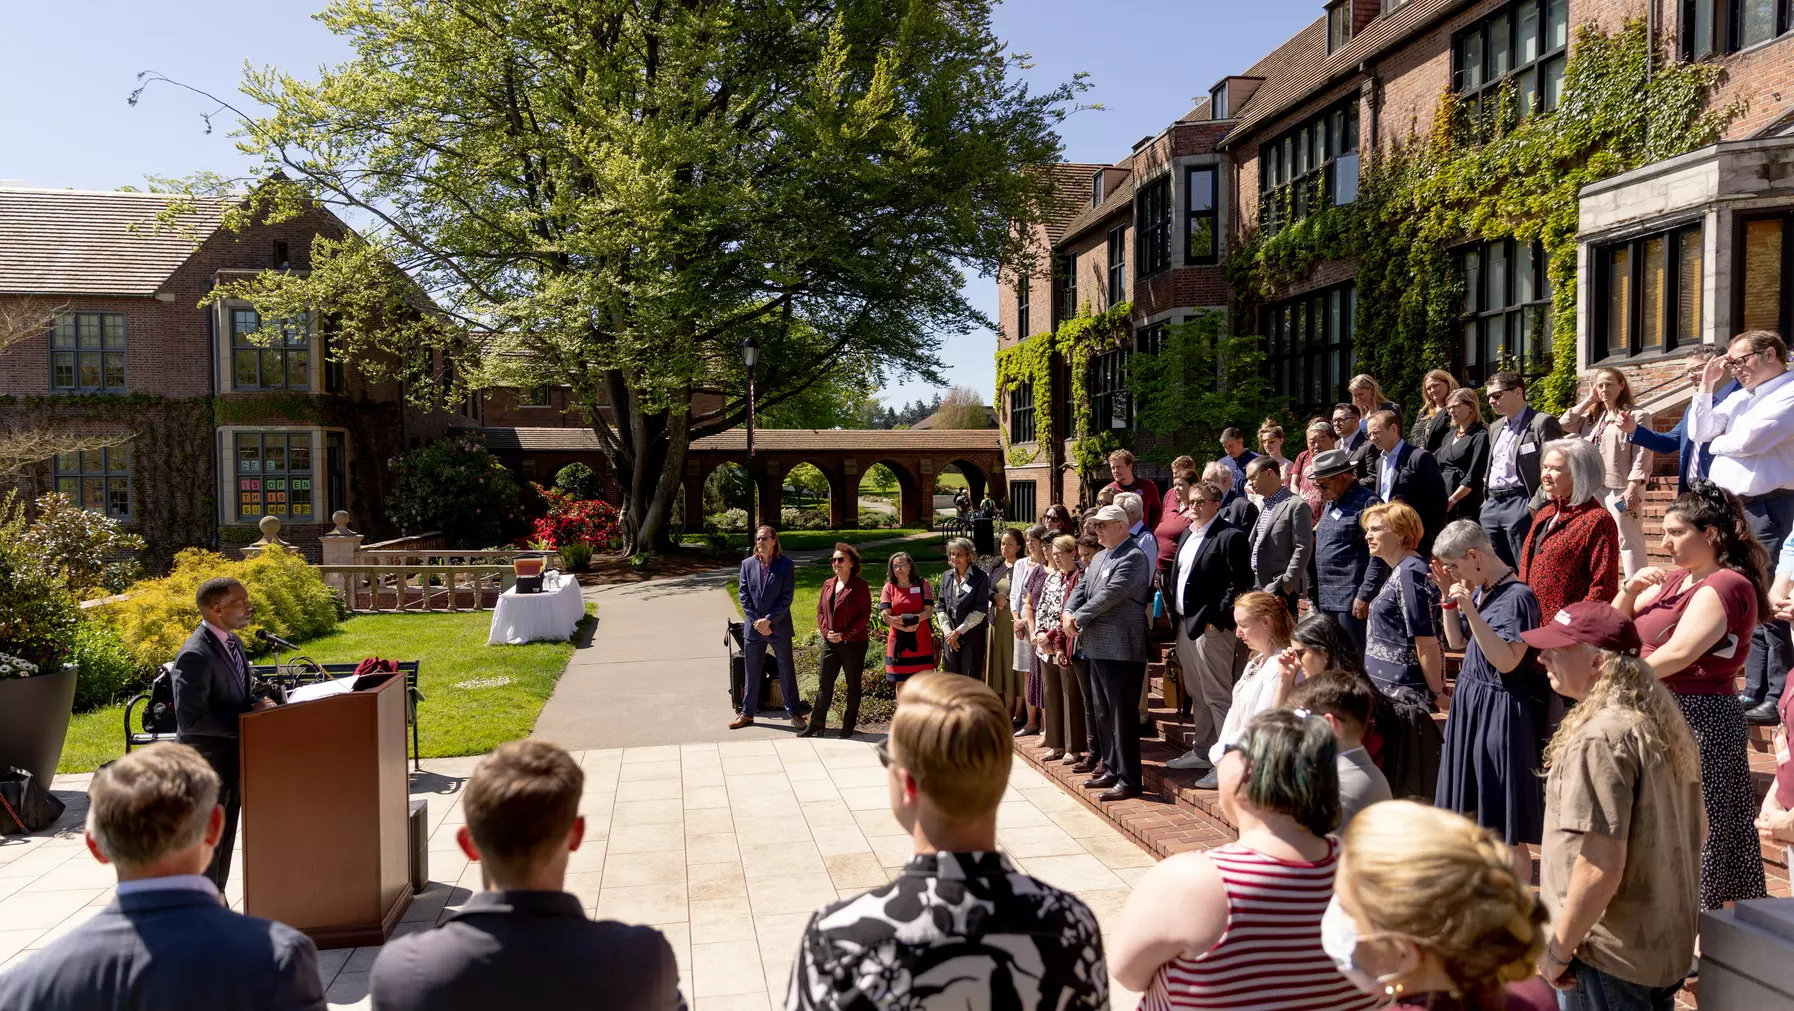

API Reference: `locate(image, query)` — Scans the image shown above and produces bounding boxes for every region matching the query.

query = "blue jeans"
[1556,960,1680,1011]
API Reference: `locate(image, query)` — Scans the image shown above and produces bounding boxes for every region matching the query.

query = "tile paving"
[1,741,1153,1010]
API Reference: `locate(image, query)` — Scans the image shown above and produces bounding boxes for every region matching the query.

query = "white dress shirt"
[1377,448,1399,501]
[1173,515,1219,612]
[115,874,223,902]
[1688,369,1794,497]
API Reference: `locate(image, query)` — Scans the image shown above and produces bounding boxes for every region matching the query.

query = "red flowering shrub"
[525,486,621,549]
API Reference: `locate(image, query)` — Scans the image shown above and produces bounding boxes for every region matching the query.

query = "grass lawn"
[687,529,923,553]
[59,607,593,774]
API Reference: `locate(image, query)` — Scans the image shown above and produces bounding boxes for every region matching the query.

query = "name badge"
[1329,508,1344,520]
[909,586,920,595]
[1519,443,1538,456]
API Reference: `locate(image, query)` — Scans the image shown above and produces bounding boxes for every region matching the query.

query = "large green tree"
[144,0,1079,553]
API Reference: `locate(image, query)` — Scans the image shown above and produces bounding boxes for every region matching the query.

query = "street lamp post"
[741,337,759,530]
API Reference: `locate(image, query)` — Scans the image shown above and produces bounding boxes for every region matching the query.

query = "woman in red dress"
[1518,439,1620,626]
[878,551,935,697]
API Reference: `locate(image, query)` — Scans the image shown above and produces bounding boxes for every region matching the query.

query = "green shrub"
[70,619,143,711]
[387,434,526,547]
[707,508,749,533]
[558,541,594,570]
[0,491,78,674]
[23,492,147,596]
[553,462,603,500]
[96,546,341,670]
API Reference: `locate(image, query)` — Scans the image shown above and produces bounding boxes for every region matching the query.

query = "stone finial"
[329,510,354,536]
[241,514,296,558]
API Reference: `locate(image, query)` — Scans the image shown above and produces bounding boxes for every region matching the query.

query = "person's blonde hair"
[1589,367,1636,414]
[1341,801,1547,1001]
[890,673,1012,821]
[1051,533,1077,557]
[1361,500,1424,552]
[1543,651,1700,782]
[1445,386,1483,424]
[1232,590,1292,650]
[1349,374,1390,407]
[1421,369,1460,416]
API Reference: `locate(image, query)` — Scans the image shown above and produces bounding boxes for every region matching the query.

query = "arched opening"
[779,461,834,529]
[856,462,904,530]
[701,462,750,531]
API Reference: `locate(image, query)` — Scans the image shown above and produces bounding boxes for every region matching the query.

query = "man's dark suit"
[738,554,799,719]
[1170,518,1254,754]
[1626,378,1742,493]
[1365,441,1449,553]
[0,886,324,1011]
[1066,537,1150,792]
[171,624,254,890]
[369,891,685,1011]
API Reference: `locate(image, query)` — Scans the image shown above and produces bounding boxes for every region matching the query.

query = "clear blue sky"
[0,0,1318,412]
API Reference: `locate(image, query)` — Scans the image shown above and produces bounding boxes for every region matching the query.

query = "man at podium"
[171,576,275,890]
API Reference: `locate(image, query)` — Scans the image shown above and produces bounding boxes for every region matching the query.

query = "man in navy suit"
[1618,345,1743,493]
[171,577,275,890]
[0,744,324,1011]
[1363,409,1449,553]
[731,525,805,730]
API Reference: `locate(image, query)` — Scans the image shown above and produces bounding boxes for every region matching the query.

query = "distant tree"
[785,463,831,508]
[1127,310,1281,468]
[932,385,991,429]
[758,367,880,430]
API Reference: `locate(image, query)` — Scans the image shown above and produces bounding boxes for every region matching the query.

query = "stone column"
[319,510,364,605]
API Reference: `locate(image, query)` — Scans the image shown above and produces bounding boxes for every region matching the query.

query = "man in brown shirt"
[1524,602,1705,1008]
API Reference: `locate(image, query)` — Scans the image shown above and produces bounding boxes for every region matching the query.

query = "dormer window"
[1210,84,1229,120]
[1327,0,1353,52]
[273,240,291,270]
[1092,169,1106,207]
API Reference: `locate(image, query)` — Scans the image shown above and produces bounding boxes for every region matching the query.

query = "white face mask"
[1320,895,1405,997]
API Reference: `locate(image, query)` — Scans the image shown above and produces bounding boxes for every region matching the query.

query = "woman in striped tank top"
[1108,709,1377,1011]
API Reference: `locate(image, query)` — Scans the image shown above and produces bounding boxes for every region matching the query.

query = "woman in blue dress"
[1429,519,1546,886]
[1359,501,1445,800]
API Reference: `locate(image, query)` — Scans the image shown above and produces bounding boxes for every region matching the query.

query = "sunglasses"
[830,555,849,564]
[875,741,893,768]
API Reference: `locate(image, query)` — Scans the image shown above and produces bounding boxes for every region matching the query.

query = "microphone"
[255,628,299,652]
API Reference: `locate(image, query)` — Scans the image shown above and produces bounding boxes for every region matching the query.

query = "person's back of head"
[87,742,222,879]
[1225,709,1339,838]
[889,673,1010,830]
[461,739,585,889]
[1338,801,1545,1002]
[1287,670,1374,746]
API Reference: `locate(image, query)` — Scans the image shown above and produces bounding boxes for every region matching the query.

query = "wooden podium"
[239,671,413,948]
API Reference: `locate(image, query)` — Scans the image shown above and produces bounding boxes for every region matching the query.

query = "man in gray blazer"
[1244,457,1313,616]
[0,744,325,1011]
[1062,504,1150,802]
[370,740,684,1011]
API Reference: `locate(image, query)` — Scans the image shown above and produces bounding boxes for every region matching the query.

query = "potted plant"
[0,652,77,788]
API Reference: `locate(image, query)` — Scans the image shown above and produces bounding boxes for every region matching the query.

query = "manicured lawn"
[58,607,593,773]
[687,529,923,553]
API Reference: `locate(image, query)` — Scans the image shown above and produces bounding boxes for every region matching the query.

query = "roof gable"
[0,188,231,296]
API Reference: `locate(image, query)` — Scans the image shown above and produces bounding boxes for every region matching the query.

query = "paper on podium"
[286,675,358,703]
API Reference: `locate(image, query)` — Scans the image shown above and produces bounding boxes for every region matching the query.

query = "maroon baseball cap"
[1520,601,1642,654]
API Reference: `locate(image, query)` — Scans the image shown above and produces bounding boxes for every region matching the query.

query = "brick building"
[997,0,1794,515]
[0,187,474,565]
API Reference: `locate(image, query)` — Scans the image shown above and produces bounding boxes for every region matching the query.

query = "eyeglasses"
[755,534,774,542]
[1289,645,1310,660]
[1723,348,1769,371]
[875,741,893,768]
[1485,387,1514,398]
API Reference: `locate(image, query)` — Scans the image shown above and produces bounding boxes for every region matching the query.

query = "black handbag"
[0,767,65,835]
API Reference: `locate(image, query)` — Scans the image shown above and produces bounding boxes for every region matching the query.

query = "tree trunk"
[587,397,689,558]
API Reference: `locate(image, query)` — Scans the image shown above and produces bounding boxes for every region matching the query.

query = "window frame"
[1186,166,1219,266]
[1137,176,1173,278]
[1258,282,1356,417]
[1091,169,1106,207]
[52,445,131,520]
[49,311,127,393]
[232,430,317,523]
[1455,237,1554,387]
[520,384,553,408]
[1256,97,1361,236]
[1684,0,1792,56]
[1106,226,1127,307]
[1452,0,1569,131]
[1327,0,1353,52]
[230,308,313,391]
[1006,480,1037,523]
[1736,210,1794,340]
[1017,274,1031,338]
[1009,381,1037,444]
[1055,254,1078,322]
[1210,84,1229,120]
[1593,222,1705,363]
[1086,345,1132,433]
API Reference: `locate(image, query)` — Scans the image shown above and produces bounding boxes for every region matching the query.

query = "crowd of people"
[10,343,1794,1011]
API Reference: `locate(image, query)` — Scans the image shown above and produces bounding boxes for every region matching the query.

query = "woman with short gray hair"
[1516,438,1622,632]
[936,537,990,679]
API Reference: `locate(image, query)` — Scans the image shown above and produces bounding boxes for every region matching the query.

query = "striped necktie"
[224,634,249,695]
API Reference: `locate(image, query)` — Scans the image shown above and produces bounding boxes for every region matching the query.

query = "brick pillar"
[897,458,924,528]
[757,468,783,529]
[842,458,861,529]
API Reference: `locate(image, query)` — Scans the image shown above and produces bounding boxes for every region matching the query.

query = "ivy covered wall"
[1226,22,1736,417]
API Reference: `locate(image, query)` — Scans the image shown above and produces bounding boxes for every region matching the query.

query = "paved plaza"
[1,738,1155,1010]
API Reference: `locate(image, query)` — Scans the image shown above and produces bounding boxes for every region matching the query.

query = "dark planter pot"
[0,663,78,787]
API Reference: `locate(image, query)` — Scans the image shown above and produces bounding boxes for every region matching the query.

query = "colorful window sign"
[235,432,314,521]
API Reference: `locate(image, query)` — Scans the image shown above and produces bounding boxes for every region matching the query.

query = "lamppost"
[741,336,759,530]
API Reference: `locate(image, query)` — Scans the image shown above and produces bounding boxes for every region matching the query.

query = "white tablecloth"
[487,573,585,645]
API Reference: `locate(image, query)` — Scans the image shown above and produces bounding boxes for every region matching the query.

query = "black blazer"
[370,891,684,1011]
[1220,494,1259,532]
[1364,442,1449,551]
[936,564,991,633]
[0,888,324,1011]
[1436,423,1491,519]
[171,624,254,740]
[1485,406,1565,501]
[1169,518,1254,638]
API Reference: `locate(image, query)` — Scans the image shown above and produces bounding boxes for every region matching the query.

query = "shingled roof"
[475,427,1002,453]
[1037,163,1106,242]
[0,188,230,296]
